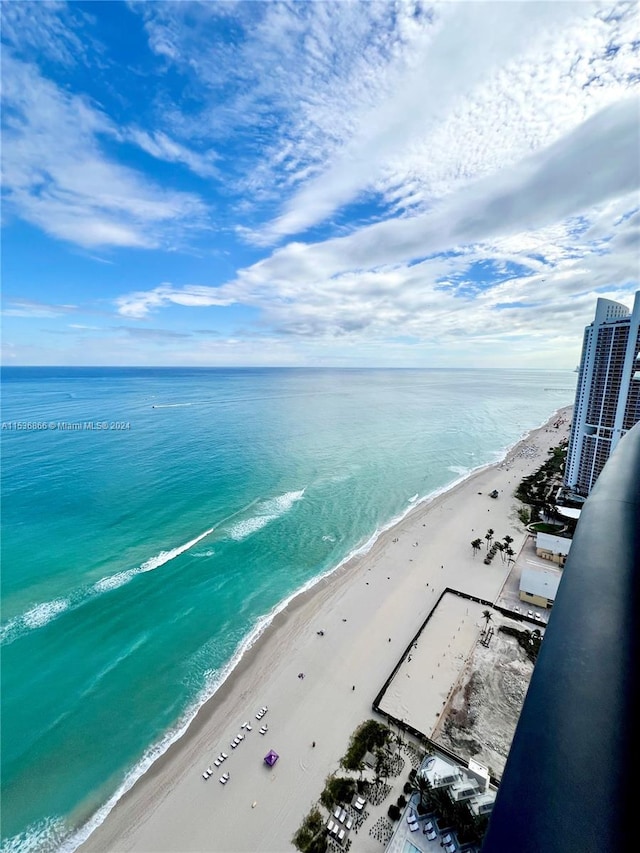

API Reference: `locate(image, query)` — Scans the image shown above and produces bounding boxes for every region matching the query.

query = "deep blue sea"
[0,367,575,851]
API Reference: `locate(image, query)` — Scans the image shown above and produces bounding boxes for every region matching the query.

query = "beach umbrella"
[264,749,279,766]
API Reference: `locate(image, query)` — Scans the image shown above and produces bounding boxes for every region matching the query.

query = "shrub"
[320,775,357,810]
[388,804,401,821]
[403,781,412,795]
[341,719,391,771]
[397,795,407,809]
[292,807,325,852]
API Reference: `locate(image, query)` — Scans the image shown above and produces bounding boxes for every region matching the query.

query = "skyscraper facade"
[565,291,640,496]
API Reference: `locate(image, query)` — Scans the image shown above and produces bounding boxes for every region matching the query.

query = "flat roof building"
[520,565,562,608]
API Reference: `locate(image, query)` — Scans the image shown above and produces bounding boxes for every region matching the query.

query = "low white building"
[536,531,572,567]
[519,565,562,609]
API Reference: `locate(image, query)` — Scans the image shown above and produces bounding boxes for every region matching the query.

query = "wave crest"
[226,489,304,541]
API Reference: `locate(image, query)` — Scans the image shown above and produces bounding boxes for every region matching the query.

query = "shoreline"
[77,405,571,853]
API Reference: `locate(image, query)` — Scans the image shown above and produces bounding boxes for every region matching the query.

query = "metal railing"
[481,422,640,852]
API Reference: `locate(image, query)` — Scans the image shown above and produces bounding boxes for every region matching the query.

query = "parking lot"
[495,533,557,626]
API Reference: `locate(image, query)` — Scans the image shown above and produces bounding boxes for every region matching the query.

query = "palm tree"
[484,532,492,550]
[494,541,505,562]
[505,546,515,564]
[503,534,514,547]
[482,609,493,632]
[471,538,483,557]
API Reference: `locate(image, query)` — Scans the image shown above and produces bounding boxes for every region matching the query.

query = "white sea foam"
[447,465,469,476]
[0,814,68,853]
[408,493,419,503]
[22,598,70,628]
[92,527,215,592]
[225,489,305,541]
[322,534,336,543]
[227,515,272,540]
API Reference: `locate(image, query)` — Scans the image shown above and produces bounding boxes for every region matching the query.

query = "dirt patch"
[433,617,536,779]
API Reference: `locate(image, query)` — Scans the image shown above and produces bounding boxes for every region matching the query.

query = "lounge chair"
[409,823,419,832]
[445,844,456,853]
[326,820,336,834]
[202,768,212,779]
[214,758,221,767]
[241,721,249,729]
[334,806,342,821]
[442,833,453,844]
[345,817,353,830]
[338,828,346,843]
[259,726,267,735]
[245,724,252,731]
[219,773,229,784]
[221,752,228,759]
[231,741,238,748]
[426,830,437,841]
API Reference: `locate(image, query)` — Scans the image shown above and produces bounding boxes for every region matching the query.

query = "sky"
[1,0,639,368]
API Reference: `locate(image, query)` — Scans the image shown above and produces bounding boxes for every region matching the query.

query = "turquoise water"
[0,368,575,851]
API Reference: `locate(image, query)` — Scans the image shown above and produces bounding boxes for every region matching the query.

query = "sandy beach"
[80,407,571,853]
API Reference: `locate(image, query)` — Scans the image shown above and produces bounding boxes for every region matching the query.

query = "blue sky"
[1,0,639,367]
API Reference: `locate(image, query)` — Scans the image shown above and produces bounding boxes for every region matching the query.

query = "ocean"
[0,367,575,852]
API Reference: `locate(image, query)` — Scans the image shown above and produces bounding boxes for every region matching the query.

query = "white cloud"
[0,54,207,249]
[114,93,639,363]
[126,128,219,179]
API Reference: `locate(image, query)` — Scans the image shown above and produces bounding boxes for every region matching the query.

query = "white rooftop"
[555,505,581,519]
[520,566,562,600]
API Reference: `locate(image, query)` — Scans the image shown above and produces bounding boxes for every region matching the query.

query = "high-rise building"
[565,291,640,496]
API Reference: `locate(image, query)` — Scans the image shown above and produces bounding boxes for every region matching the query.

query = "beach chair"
[245,723,252,731]
[202,767,212,779]
[221,752,228,760]
[214,758,221,767]
[261,706,268,714]
[259,726,267,735]
[231,740,238,748]
[219,773,229,784]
